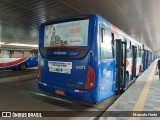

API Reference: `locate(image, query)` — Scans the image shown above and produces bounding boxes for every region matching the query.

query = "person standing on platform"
[156,59,160,80]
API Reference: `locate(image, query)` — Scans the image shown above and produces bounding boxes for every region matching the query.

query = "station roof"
[0,0,160,51]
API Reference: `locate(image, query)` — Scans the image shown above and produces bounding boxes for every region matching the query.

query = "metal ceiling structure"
[0,0,160,51]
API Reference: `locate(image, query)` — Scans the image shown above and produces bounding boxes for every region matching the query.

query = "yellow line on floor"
[129,64,156,120]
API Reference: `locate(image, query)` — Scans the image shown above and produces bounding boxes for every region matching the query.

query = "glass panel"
[23,51,33,57]
[137,50,141,57]
[101,28,112,59]
[12,51,23,58]
[0,50,10,58]
[127,49,132,58]
[44,19,89,47]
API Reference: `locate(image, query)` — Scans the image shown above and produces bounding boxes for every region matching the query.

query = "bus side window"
[100,28,113,59]
[128,49,132,58]
[34,51,38,57]
[1,50,10,58]
[137,47,141,58]
[9,50,13,58]
[127,41,132,58]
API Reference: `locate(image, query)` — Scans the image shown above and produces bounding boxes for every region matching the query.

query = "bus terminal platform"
[99,60,160,120]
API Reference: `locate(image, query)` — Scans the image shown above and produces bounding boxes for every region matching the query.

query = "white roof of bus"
[112,23,151,50]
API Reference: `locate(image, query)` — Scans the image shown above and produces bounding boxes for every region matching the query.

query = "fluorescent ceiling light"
[0,42,5,45]
[5,43,38,47]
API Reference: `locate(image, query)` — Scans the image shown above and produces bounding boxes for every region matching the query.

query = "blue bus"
[0,48,38,70]
[152,52,158,61]
[38,14,151,103]
[141,45,154,70]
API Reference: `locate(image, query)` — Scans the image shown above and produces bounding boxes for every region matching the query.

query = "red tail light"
[38,64,41,80]
[85,66,95,90]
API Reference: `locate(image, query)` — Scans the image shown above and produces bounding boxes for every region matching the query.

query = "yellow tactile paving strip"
[129,64,156,120]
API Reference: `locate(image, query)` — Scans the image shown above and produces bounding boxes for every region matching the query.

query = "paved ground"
[0,73,116,120]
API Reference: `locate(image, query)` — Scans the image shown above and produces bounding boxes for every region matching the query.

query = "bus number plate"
[48,61,72,74]
[55,89,65,95]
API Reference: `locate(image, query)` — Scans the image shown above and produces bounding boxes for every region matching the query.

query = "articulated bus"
[0,48,38,70]
[38,14,153,103]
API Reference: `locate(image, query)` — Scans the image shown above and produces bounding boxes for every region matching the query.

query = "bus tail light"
[85,66,95,90]
[38,64,41,80]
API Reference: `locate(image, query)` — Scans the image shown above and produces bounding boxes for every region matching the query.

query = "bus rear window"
[44,19,89,47]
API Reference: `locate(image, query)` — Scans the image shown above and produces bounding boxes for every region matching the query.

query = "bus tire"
[19,63,27,70]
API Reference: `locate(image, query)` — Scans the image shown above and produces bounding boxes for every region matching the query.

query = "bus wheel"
[19,63,27,70]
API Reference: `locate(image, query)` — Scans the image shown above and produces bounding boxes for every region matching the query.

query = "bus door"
[148,51,151,66]
[142,49,146,71]
[132,45,137,79]
[115,39,127,94]
[99,28,115,98]
[145,50,149,69]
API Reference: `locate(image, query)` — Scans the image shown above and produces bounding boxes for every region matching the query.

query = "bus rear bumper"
[38,80,98,103]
